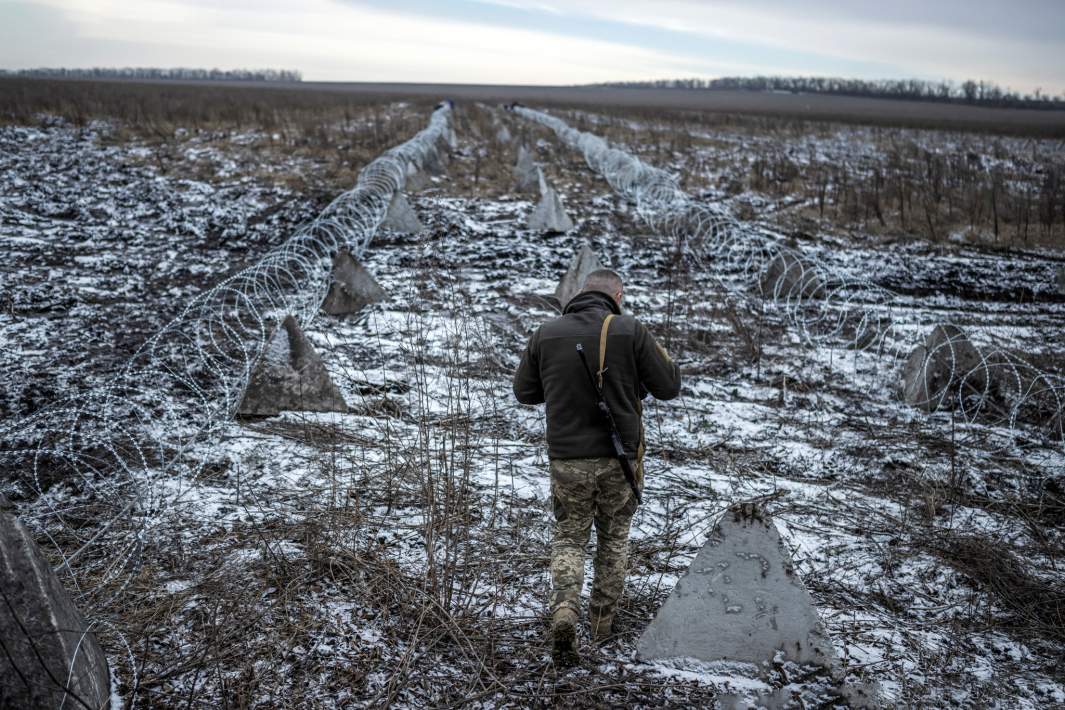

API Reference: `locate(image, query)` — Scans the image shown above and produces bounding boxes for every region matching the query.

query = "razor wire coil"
[513,106,1065,463]
[1,102,454,608]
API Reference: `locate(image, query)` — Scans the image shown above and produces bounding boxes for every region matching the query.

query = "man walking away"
[512,269,681,667]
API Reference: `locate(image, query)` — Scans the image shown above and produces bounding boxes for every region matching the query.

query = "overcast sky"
[2,0,1062,94]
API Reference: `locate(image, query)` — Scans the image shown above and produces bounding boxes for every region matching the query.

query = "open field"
[2,81,1064,707]
[6,77,1063,136]
[316,83,1065,136]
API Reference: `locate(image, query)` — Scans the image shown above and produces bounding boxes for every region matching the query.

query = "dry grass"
[0,78,412,133]
[560,106,1065,251]
[932,533,1065,644]
[0,77,439,195]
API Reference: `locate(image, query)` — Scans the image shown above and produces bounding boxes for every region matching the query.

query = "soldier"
[513,268,681,666]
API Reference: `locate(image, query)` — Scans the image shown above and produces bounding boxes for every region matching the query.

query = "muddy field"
[2,85,1064,708]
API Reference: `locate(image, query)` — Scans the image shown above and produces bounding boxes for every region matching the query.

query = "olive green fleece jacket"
[513,290,681,459]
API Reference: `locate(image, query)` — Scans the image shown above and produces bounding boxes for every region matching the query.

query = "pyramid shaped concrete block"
[496,126,512,144]
[321,250,388,316]
[405,162,430,192]
[423,145,448,176]
[637,503,836,671]
[527,178,574,234]
[238,315,347,416]
[435,128,456,154]
[759,251,826,300]
[515,144,533,169]
[513,145,539,193]
[1,512,111,709]
[554,244,603,309]
[901,324,986,413]
[381,191,422,233]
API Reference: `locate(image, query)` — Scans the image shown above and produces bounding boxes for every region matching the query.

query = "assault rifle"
[575,344,642,505]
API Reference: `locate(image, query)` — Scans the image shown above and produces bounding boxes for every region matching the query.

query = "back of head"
[581,269,623,297]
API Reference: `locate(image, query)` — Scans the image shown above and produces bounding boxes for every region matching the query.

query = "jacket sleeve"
[513,329,545,405]
[634,321,681,401]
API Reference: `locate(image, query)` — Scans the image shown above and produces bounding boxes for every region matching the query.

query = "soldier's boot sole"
[552,619,580,668]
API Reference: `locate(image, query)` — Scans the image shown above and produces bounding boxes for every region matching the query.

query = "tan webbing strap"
[596,314,615,391]
[599,312,644,491]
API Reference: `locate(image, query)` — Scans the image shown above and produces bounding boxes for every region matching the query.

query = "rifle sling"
[598,313,646,488]
[596,314,615,391]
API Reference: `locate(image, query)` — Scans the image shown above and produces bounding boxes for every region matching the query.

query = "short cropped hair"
[581,269,623,295]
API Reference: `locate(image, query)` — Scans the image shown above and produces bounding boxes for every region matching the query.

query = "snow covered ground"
[2,105,1064,707]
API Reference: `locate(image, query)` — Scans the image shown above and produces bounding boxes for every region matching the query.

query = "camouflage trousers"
[549,457,639,619]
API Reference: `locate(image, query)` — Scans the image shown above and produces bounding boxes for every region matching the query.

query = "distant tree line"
[0,67,302,83]
[593,76,1065,111]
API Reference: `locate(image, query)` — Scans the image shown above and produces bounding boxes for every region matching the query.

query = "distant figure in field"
[512,269,681,666]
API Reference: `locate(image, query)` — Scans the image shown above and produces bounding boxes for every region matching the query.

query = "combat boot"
[551,607,580,667]
[589,605,614,645]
